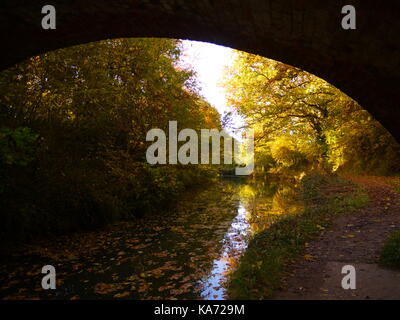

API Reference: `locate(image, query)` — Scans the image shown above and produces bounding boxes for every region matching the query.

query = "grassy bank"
[227,172,370,299]
[380,230,400,269]
[380,177,400,269]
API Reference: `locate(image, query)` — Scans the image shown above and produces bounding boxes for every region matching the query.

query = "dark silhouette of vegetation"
[0,38,221,242]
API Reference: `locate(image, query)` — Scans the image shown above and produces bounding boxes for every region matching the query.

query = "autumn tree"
[223,51,400,174]
[0,38,221,240]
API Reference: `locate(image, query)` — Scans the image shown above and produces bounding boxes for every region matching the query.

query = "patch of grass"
[390,179,400,194]
[380,230,400,269]
[227,172,370,299]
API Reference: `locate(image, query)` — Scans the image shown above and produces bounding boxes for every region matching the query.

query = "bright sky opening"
[180,40,245,134]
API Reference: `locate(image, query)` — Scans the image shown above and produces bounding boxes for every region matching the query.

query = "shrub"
[380,230,400,269]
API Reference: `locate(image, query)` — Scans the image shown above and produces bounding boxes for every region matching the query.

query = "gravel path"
[274,176,400,300]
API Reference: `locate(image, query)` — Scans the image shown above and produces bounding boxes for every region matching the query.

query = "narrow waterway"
[0,177,303,300]
[199,177,302,300]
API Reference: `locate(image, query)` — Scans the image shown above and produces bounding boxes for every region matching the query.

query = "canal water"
[0,177,303,300]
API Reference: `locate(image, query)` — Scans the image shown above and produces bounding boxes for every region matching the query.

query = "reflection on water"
[200,204,249,300]
[200,177,303,300]
[0,175,304,300]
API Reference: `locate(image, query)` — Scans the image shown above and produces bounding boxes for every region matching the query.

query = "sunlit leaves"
[222,51,400,175]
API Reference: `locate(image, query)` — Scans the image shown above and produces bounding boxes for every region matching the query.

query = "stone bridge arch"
[1,1,399,139]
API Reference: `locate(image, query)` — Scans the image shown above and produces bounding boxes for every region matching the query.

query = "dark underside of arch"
[1,0,399,140]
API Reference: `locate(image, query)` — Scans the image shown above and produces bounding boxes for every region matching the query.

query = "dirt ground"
[273,176,400,300]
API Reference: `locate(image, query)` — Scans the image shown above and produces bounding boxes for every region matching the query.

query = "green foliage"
[0,126,39,197]
[380,230,400,269]
[0,126,38,166]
